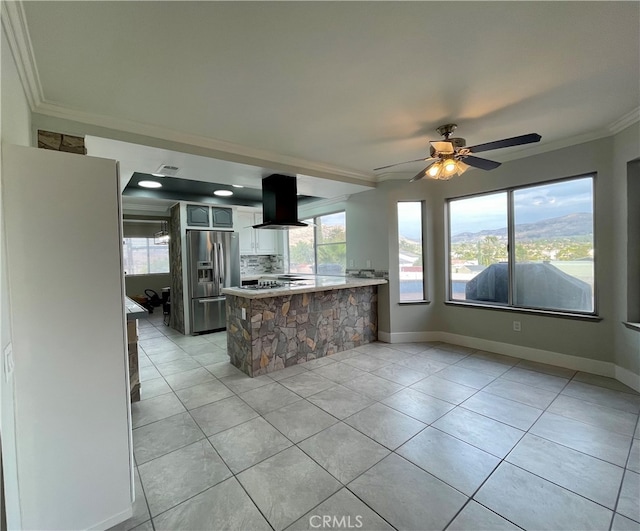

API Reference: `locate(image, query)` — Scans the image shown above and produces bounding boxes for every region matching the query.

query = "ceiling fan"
[374,124,541,182]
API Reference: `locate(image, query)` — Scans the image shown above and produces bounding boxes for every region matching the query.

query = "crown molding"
[33,98,638,187]
[298,194,350,216]
[33,100,378,186]
[608,106,640,135]
[6,0,636,188]
[1,0,42,110]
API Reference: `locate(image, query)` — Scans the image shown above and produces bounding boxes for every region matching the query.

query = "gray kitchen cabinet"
[212,207,233,228]
[186,204,210,227]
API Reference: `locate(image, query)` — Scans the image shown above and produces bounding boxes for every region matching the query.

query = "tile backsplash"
[240,254,285,275]
[346,268,389,279]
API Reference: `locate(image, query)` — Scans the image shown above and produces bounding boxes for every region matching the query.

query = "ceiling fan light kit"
[375,123,541,182]
[423,157,468,181]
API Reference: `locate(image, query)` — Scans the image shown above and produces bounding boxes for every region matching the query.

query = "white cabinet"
[254,213,277,254]
[237,209,278,255]
[237,210,256,254]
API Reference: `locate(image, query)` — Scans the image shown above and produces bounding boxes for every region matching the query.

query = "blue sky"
[450,177,593,236]
[397,177,593,240]
[398,202,423,242]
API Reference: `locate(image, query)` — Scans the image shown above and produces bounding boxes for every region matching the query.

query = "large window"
[398,201,426,301]
[289,212,346,275]
[448,176,595,314]
[123,238,170,275]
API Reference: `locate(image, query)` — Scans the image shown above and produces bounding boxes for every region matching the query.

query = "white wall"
[1,22,32,530]
[1,30,31,146]
[612,123,640,376]
[125,273,171,299]
[430,138,616,363]
[344,132,639,384]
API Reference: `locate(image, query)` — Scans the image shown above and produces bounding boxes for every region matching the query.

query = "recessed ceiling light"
[214,190,233,197]
[151,173,165,177]
[139,180,162,188]
[232,184,244,188]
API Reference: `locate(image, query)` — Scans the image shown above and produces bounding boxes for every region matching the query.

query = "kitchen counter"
[124,296,147,402]
[125,296,148,319]
[224,275,387,376]
[224,275,387,299]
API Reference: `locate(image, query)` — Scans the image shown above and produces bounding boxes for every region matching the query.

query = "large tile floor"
[113,310,640,531]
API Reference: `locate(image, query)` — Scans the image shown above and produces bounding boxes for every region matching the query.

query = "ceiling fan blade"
[466,133,541,154]
[374,157,431,171]
[463,155,501,170]
[430,141,455,154]
[409,165,432,182]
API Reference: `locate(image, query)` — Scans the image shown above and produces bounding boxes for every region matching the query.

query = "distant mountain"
[451,213,593,243]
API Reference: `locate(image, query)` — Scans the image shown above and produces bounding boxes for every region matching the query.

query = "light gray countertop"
[223,275,387,299]
[125,296,148,319]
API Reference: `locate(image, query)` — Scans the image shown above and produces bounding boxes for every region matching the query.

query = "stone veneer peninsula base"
[224,280,383,377]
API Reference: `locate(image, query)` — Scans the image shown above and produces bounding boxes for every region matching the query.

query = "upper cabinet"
[184,204,234,229]
[181,203,280,255]
[211,207,233,228]
[237,209,278,255]
[186,205,210,227]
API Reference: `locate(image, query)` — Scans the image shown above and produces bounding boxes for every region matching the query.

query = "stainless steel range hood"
[253,174,308,230]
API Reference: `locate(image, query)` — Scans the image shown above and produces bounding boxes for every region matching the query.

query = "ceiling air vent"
[154,165,180,177]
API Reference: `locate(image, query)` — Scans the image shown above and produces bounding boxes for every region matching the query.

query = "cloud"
[450,192,508,234]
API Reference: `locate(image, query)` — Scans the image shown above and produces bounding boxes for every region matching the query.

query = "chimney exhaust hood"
[253,174,308,230]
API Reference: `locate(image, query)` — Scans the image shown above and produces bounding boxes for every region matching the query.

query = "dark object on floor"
[145,289,162,308]
[162,287,171,326]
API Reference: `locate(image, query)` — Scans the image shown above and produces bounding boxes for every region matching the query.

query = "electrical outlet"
[241,308,247,320]
[349,259,355,267]
[513,321,521,332]
[366,260,372,268]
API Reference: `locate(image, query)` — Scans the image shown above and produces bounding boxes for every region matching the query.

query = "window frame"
[288,210,347,275]
[122,236,170,276]
[445,173,598,318]
[314,211,347,275]
[397,200,429,304]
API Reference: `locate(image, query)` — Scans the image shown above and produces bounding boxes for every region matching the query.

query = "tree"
[290,241,314,265]
[477,236,505,266]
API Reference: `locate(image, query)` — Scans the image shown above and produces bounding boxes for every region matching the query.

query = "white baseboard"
[615,365,640,392]
[378,330,639,392]
[378,331,440,343]
[89,506,133,531]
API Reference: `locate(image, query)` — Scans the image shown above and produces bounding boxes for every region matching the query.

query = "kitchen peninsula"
[125,296,148,402]
[222,276,387,376]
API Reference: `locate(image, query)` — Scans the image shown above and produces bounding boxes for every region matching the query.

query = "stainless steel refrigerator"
[187,230,240,334]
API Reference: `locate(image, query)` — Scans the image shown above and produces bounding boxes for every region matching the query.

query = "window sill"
[444,301,602,322]
[124,272,171,277]
[399,300,431,306]
[623,322,640,332]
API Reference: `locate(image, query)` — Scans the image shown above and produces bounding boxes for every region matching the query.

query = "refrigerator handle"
[218,242,225,287]
[211,237,219,295]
